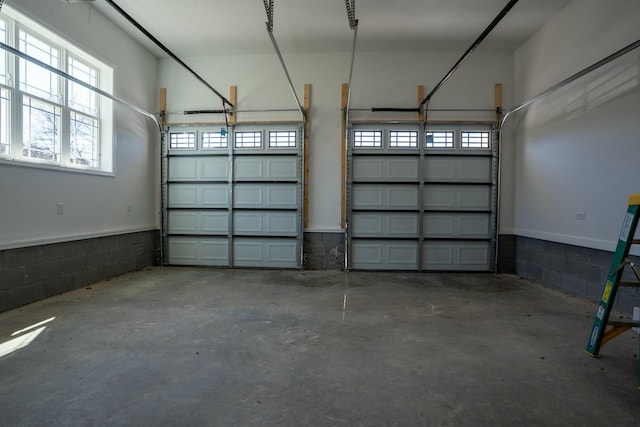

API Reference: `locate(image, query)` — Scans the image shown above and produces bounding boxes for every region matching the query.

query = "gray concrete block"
[99,235,122,251]
[23,262,58,285]
[2,282,45,311]
[561,274,587,297]
[0,267,26,291]
[129,243,145,257]
[542,240,564,256]
[566,245,589,263]
[573,261,604,283]
[587,249,613,269]
[118,257,137,274]
[86,250,109,269]
[586,280,605,303]
[541,269,563,289]
[44,274,78,297]
[613,287,639,315]
[58,254,88,275]
[5,246,42,268]
[525,263,543,282]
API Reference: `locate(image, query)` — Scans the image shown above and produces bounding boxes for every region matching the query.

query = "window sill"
[0,157,114,177]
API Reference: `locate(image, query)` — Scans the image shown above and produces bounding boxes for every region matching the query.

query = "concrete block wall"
[0,231,157,313]
[303,232,345,270]
[514,236,640,314]
[497,234,516,274]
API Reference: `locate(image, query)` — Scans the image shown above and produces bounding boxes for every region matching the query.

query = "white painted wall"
[159,49,514,232]
[0,1,159,249]
[511,0,640,253]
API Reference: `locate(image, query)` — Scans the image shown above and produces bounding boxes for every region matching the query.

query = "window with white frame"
[0,6,114,172]
[461,131,491,149]
[353,130,382,148]
[269,130,297,148]
[426,131,454,149]
[169,132,196,150]
[201,130,227,149]
[389,130,418,148]
[234,131,262,149]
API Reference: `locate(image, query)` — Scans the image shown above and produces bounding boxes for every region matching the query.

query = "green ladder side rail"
[586,192,640,357]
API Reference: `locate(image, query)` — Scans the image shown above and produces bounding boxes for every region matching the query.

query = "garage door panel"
[234,184,298,209]
[168,237,229,266]
[423,241,490,271]
[424,185,491,211]
[235,156,298,181]
[423,213,490,238]
[233,211,298,236]
[351,240,419,270]
[458,157,492,182]
[353,185,419,210]
[424,158,455,181]
[168,157,229,181]
[168,211,229,235]
[233,238,298,268]
[168,184,229,208]
[353,157,419,181]
[425,157,491,182]
[459,187,491,210]
[458,214,491,238]
[423,214,455,237]
[352,212,418,237]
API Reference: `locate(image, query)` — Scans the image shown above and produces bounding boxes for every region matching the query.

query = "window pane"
[353,130,382,148]
[170,132,196,149]
[234,131,262,149]
[0,88,9,155]
[70,112,98,167]
[269,130,296,148]
[389,130,418,148]
[0,19,8,86]
[461,131,490,149]
[23,96,61,162]
[68,56,98,115]
[426,131,454,149]
[201,131,227,149]
[19,30,60,102]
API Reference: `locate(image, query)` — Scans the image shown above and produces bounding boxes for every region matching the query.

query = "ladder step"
[607,320,640,327]
[619,281,640,287]
[633,240,640,245]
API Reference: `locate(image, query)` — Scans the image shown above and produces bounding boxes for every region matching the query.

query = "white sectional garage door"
[347,123,495,271]
[163,124,302,268]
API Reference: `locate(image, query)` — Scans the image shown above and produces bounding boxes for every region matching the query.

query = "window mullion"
[60,105,70,166]
[10,89,21,158]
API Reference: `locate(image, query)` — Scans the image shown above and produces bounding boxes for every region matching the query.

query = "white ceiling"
[81,0,572,57]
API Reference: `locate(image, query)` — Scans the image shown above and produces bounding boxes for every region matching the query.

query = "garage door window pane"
[202,131,227,149]
[170,132,196,149]
[235,131,262,149]
[269,130,296,148]
[390,130,418,148]
[461,131,490,149]
[353,130,382,148]
[426,131,454,149]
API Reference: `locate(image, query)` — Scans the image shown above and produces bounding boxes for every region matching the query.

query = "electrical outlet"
[56,203,64,215]
[576,212,586,220]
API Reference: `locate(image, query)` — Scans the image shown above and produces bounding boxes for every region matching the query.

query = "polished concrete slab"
[0,267,639,426]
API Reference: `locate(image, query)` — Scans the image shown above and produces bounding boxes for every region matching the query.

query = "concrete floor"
[0,268,639,426]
